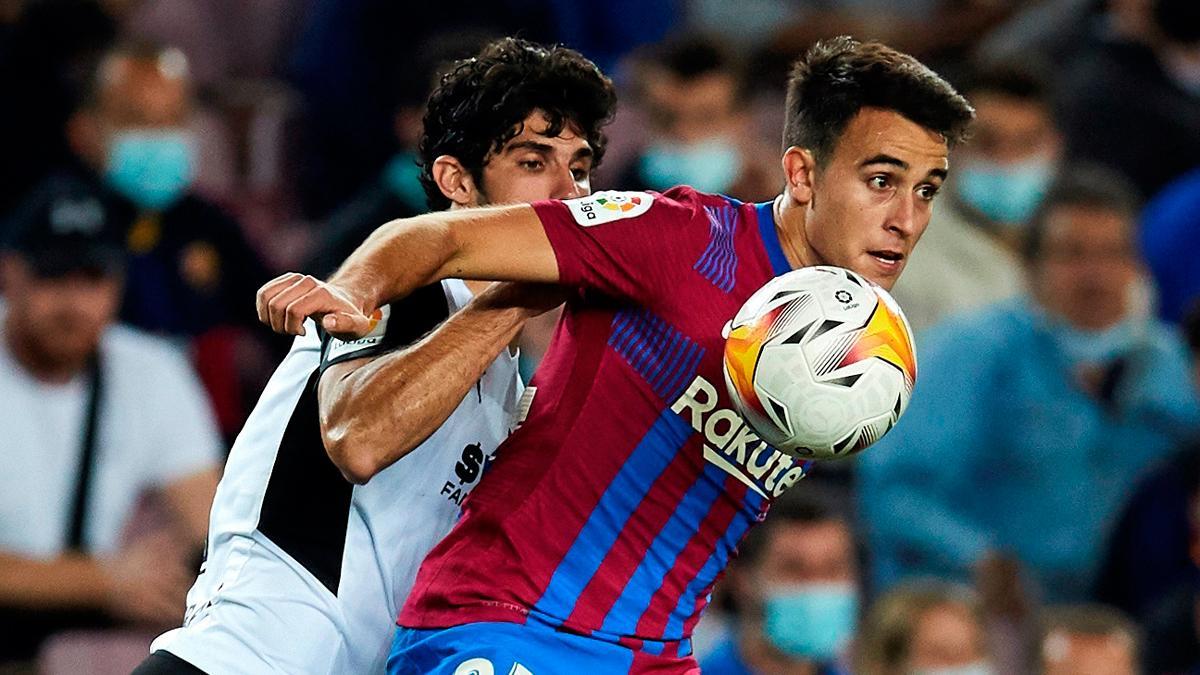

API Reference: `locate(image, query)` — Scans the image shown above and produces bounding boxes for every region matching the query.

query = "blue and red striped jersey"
[399,187,811,659]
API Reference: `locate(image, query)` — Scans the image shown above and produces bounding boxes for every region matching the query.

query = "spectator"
[1055,0,1200,197]
[859,166,1200,603]
[614,33,779,203]
[891,62,1057,332]
[64,39,275,434]
[855,581,994,675]
[701,494,857,675]
[1040,605,1139,675]
[1139,166,1200,324]
[0,175,221,667]
[1094,301,1200,673]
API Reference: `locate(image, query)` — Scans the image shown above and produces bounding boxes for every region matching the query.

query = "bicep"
[443,204,559,284]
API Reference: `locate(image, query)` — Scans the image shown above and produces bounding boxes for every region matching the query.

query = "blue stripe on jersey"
[660,341,705,403]
[532,410,694,624]
[662,487,767,640]
[694,205,738,292]
[598,461,726,638]
[608,308,704,401]
[755,201,792,276]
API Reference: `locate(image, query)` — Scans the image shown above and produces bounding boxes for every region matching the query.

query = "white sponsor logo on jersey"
[671,376,807,498]
[565,191,653,226]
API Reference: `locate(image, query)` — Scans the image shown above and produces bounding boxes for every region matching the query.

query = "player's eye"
[571,167,590,182]
[867,175,890,190]
[519,159,545,171]
[916,184,940,201]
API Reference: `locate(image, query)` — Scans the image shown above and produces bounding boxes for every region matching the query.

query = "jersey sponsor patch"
[565,191,652,226]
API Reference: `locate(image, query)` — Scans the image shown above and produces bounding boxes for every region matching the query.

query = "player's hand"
[101,532,194,626]
[256,272,374,339]
[475,282,567,318]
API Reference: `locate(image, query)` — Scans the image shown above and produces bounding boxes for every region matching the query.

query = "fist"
[255,273,375,340]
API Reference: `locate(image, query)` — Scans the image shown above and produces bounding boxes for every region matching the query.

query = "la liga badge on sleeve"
[565,191,653,226]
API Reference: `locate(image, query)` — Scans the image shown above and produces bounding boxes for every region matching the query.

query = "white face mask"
[909,661,996,675]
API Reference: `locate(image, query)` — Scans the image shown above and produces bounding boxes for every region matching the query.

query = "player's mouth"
[868,249,905,271]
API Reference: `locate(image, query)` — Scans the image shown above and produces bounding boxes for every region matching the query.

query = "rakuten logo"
[670,376,807,498]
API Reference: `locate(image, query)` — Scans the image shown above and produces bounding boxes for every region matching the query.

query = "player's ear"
[431,155,478,208]
[782,146,817,206]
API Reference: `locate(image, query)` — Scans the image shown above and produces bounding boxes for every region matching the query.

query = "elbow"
[321,414,382,485]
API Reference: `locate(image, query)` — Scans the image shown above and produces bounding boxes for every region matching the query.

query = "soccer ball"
[722,266,917,460]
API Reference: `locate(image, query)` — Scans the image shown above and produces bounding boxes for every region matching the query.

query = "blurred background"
[2,0,1200,673]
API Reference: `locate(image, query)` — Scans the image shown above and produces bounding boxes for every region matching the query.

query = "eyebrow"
[504,140,595,163]
[861,153,947,181]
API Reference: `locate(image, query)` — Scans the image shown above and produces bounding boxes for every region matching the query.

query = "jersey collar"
[755,200,792,276]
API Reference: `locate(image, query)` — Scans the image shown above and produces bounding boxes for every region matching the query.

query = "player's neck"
[772,194,819,271]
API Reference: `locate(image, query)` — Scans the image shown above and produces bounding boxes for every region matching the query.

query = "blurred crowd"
[2,0,1200,673]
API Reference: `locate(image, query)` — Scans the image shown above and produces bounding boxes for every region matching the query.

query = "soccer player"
[135,38,615,675]
[260,37,973,674]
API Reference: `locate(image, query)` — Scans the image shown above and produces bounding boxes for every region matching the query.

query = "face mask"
[762,582,858,661]
[1047,315,1147,366]
[105,129,196,212]
[955,156,1054,226]
[383,151,429,212]
[640,138,741,194]
[910,661,996,675]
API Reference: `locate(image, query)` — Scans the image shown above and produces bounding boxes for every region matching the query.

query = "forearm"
[320,288,537,483]
[328,204,550,312]
[328,216,457,314]
[0,552,108,611]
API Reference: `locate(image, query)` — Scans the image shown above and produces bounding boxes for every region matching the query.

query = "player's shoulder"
[561,186,738,228]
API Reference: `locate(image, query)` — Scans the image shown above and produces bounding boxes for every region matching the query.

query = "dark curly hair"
[784,37,974,165]
[418,38,617,211]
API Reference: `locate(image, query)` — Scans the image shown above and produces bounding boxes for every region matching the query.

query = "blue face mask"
[910,662,996,675]
[763,583,858,661]
[1049,316,1146,366]
[640,138,741,193]
[105,129,196,212]
[383,151,429,212]
[955,157,1054,226]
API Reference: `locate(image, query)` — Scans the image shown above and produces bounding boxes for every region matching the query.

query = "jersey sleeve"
[532,187,713,304]
[319,282,451,373]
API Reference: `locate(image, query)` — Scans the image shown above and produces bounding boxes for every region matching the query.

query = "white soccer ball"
[722,266,917,460]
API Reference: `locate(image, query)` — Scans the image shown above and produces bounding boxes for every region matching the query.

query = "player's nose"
[884,191,918,238]
[553,167,587,200]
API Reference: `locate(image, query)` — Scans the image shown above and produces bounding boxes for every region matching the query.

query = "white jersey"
[151,280,522,674]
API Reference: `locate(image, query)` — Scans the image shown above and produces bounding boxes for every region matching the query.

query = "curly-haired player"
[135,38,615,675]
[261,37,973,674]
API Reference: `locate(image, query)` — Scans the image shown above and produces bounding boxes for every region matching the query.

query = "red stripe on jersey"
[633,476,748,638]
[564,437,706,629]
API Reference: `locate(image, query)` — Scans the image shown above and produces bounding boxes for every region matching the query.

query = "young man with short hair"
[138,38,616,675]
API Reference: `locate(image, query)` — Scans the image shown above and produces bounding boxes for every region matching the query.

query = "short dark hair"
[633,32,745,100]
[783,36,974,163]
[1024,165,1142,261]
[962,60,1052,106]
[418,38,617,211]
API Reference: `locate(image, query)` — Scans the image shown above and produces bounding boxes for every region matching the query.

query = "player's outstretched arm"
[257,205,558,339]
[318,282,562,484]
